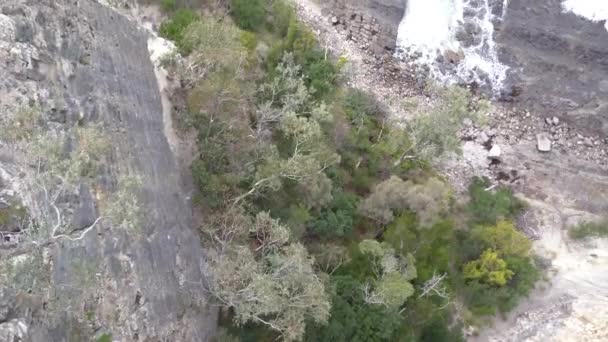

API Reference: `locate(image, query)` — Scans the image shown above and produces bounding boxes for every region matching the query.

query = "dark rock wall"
[498,0,608,136]
[0,0,216,340]
[321,0,407,55]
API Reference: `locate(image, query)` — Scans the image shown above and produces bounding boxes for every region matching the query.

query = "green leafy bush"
[159,9,199,53]
[270,0,294,36]
[463,249,514,287]
[385,214,454,282]
[160,0,176,12]
[311,190,359,238]
[468,177,526,224]
[568,219,608,240]
[419,314,465,342]
[230,0,265,31]
[455,218,539,316]
[304,276,401,342]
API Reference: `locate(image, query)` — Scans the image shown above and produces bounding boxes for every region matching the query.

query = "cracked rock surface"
[0,0,216,340]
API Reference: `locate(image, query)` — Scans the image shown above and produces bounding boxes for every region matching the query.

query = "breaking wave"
[396,0,510,96]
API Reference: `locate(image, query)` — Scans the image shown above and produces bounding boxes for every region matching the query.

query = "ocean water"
[562,0,608,31]
[396,0,510,96]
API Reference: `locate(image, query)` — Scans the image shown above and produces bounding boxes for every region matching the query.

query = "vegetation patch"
[156,0,541,339]
[569,219,608,240]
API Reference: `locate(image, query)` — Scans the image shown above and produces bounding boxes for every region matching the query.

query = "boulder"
[478,131,491,144]
[444,49,464,64]
[488,144,502,159]
[537,133,552,152]
[0,319,28,342]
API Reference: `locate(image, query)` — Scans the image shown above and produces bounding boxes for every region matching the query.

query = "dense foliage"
[158,1,541,340]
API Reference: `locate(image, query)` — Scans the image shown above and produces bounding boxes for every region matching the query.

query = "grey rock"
[255,41,270,63]
[0,0,217,340]
[488,144,502,159]
[71,183,97,230]
[319,0,407,54]
[463,117,473,126]
[537,133,552,152]
[498,0,608,137]
[0,14,15,41]
[0,319,28,342]
[552,116,560,126]
[0,288,15,322]
[478,131,491,144]
[444,49,464,64]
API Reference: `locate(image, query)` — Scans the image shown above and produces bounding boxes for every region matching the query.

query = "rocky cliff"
[318,0,407,56]
[498,0,608,136]
[0,0,216,340]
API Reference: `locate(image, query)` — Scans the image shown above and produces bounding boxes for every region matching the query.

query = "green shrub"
[270,0,294,36]
[460,254,538,316]
[468,177,526,224]
[301,50,338,97]
[96,334,112,342]
[0,107,40,142]
[231,0,265,31]
[568,219,608,240]
[419,314,465,342]
[304,276,401,342]
[160,0,176,12]
[285,205,312,240]
[311,190,359,238]
[455,219,539,316]
[159,9,199,53]
[240,31,258,52]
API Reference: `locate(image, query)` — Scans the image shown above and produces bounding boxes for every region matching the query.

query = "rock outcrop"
[497,0,608,136]
[319,0,407,56]
[0,0,216,340]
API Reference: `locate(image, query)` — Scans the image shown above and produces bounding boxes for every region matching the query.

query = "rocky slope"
[498,0,608,137]
[317,0,407,55]
[0,0,215,340]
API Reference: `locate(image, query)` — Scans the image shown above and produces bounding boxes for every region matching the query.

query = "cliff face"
[497,0,608,136]
[0,0,216,340]
[319,0,407,55]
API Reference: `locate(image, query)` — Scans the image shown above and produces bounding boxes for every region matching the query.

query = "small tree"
[472,221,531,258]
[205,211,331,341]
[359,176,450,226]
[391,86,486,164]
[233,54,340,206]
[231,0,265,31]
[463,249,514,287]
[358,239,417,308]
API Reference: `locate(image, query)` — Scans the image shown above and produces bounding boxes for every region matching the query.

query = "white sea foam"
[396,0,463,64]
[562,0,608,31]
[396,0,510,96]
